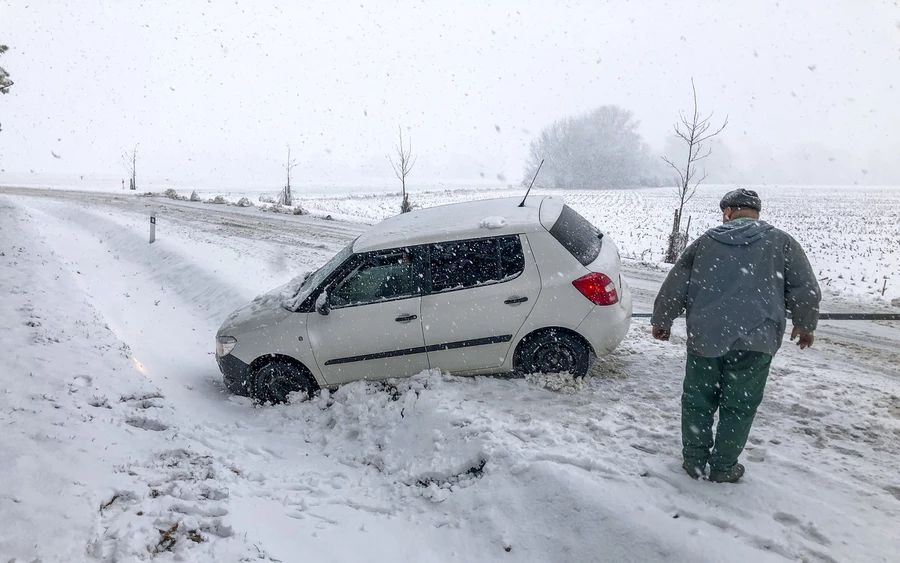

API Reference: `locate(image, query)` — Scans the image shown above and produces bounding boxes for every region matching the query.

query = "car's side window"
[429,235,524,293]
[329,248,422,308]
[499,235,525,279]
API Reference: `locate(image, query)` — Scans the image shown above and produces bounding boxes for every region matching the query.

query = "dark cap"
[719,188,762,212]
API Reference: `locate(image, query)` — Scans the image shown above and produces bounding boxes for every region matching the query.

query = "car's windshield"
[281,243,354,310]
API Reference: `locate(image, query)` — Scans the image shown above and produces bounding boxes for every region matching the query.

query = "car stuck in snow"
[216,196,632,402]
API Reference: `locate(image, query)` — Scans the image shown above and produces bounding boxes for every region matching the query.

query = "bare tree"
[389,126,416,213]
[281,144,299,206]
[0,45,12,96]
[662,79,728,263]
[122,144,138,190]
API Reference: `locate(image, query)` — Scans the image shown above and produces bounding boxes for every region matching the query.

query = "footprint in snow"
[745,447,766,463]
[773,512,832,546]
[69,375,93,391]
[125,416,169,432]
[883,485,900,502]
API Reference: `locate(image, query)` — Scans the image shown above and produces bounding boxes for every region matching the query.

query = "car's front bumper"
[216,353,253,396]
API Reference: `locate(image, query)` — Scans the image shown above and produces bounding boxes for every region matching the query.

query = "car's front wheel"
[252,360,318,404]
[515,330,590,378]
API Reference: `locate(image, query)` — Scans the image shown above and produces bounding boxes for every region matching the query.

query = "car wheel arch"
[513,326,595,376]
[249,354,322,391]
[515,326,595,355]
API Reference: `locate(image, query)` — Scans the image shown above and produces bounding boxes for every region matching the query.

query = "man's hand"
[652,326,671,341]
[790,327,815,349]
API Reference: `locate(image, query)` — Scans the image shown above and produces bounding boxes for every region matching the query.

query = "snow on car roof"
[352,195,565,253]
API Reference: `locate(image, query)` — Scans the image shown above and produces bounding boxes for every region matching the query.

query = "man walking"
[651,189,821,483]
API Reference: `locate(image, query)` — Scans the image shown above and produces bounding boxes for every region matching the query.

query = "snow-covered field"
[1,185,899,562]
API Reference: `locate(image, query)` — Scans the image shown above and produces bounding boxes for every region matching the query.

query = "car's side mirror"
[315,290,331,316]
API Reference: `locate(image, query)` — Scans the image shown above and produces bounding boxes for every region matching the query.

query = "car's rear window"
[549,205,602,266]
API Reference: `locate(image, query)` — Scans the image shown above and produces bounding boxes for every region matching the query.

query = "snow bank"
[294,373,490,493]
[257,371,790,562]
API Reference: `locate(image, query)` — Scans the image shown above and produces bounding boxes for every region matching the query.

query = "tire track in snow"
[16,196,252,325]
[0,197,272,560]
[0,186,366,254]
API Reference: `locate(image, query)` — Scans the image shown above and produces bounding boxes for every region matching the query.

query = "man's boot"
[682,462,705,480]
[709,463,745,483]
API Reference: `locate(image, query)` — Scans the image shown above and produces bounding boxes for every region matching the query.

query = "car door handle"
[395,314,418,323]
[504,296,529,305]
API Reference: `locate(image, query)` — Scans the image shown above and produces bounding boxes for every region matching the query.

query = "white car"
[216,196,632,402]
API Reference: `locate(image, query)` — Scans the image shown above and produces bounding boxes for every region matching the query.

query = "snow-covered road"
[2,188,898,562]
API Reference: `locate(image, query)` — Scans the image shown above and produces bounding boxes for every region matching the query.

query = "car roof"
[352,195,565,254]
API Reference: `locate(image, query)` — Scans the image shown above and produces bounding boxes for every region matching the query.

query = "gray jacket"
[652,218,821,358]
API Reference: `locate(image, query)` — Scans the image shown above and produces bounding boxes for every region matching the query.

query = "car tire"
[252,360,318,404]
[515,329,590,378]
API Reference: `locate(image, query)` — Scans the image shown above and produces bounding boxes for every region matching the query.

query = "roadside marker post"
[150,213,156,244]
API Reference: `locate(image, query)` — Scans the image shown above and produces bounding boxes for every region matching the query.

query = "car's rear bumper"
[577,279,633,355]
[216,353,253,396]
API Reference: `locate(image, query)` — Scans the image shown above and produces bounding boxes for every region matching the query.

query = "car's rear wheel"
[515,330,590,378]
[252,360,317,404]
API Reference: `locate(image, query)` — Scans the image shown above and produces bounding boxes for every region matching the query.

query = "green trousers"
[682,350,772,473]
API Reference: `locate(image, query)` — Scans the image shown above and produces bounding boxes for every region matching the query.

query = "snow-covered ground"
[1,186,899,562]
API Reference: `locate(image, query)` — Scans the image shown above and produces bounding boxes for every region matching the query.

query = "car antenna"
[518,159,544,207]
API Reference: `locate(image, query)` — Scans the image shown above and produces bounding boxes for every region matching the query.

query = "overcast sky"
[1,0,899,188]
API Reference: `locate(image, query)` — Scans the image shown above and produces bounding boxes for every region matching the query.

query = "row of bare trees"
[119,80,720,247]
[118,127,419,214]
[3,37,725,243]
[279,127,416,212]
[0,41,733,247]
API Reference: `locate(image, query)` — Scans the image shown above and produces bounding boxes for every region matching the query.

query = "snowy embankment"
[1,190,899,562]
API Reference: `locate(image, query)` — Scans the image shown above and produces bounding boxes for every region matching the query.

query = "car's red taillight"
[572,272,619,306]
